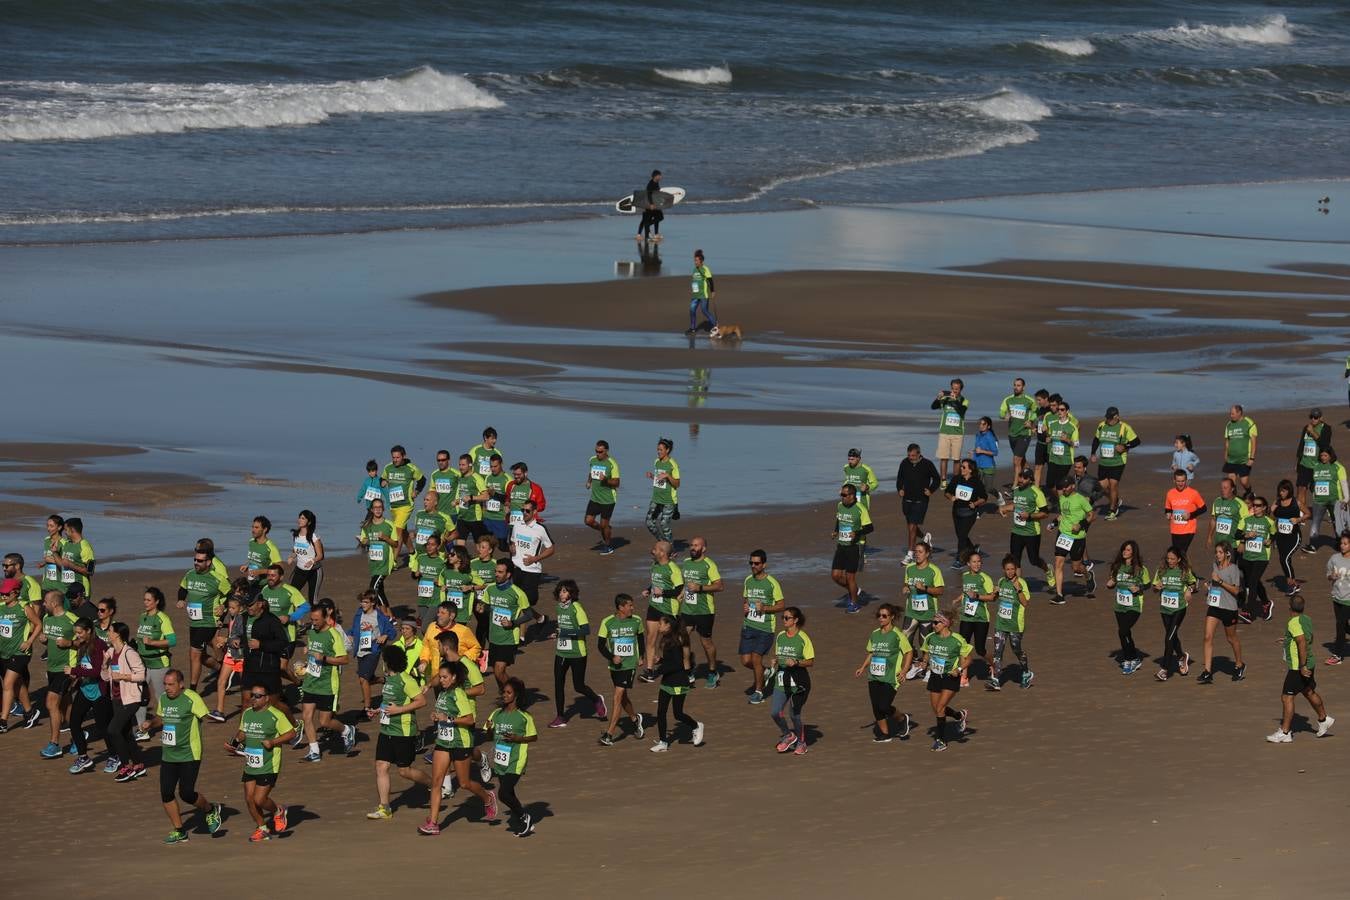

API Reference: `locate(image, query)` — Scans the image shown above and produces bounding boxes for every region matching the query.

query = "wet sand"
[4,406,1348,898]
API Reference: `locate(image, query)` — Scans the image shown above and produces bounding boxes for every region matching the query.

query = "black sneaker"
[1232,663,1246,682]
[1084,563,1096,595]
[22,706,41,729]
[1261,601,1273,622]
[1197,670,1213,685]
[516,812,534,837]
[1049,595,1066,606]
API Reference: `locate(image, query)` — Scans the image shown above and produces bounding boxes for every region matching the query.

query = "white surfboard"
[616,186,686,214]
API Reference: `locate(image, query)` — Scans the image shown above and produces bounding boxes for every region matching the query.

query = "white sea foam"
[1032,38,1096,57]
[653,64,732,85]
[0,66,503,142]
[1134,14,1294,48]
[969,88,1052,123]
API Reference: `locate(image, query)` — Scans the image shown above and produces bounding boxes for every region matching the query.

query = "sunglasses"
[249,692,268,699]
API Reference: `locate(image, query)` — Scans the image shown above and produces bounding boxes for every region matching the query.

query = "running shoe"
[1197,670,1213,684]
[39,741,62,759]
[598,732,615,747]
[1261,601,1273,622]
[164,830,189,844]
[957,708,969,734]
[931,739,947,752]
[905,663,925,681]
[479,753,492,783]
[1237,610,1254,625]
[1265,729,1292,743]
[1084,562,1096,595]
[793,740,808,756]
[633,715,645,739]
[599,545,615,556]
[366,805,393,820]
[1286,584,1301,596]
[249,826,271,842]
[1021,670,1035,689]
[115,764,145,782]
[704,673,719,689]
[902,551,915,565]
[1316,715,1335,738]
[775,733,798,753]
[747,691,764,705]
[516,812,534,837]
[441,779,455,800]
[291,728,307,749]
[985,677,1001,692]
[594,697,607,720]
[1299,544,1316,555]
[206,709,226,723]
[692,721,705,746]
[418,819,441,835]
[1104,509,1118,521]
[206,802,223,834]
[1179,653,1191,676]
[22,706,41,728]
[343,724,357,753]
[1045,573,1056,590]
[844,602,861,614]
[649,740,670,753]
[923,532,933,547]
[959,671,969,689]
[547,716,567,729]
[1049,595,1066,606]
[872,734,894,744]
[0,722,9,734]
[68,737,81,755]
[1232,663,1246,682]
[300,751,321,763]
[102,756,121,773]
[422,751,434,764]
[1325,655,1343,666]
[639,670,657,684]
[948,559,963,570]
[484,789,498,819]
[68,756,94,774]
[899,713,912,738]
[133,728,150,743]
[1155,669,1169,681]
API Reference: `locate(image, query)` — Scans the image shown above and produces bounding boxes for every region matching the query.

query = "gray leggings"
[993,630,1027,671]
[135,667,169,727]
[645,502,675,543]
[770,688,808,737]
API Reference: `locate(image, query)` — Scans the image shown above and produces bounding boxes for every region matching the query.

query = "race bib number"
[943,411,962,429]
[954,484,973,502]
[306,657,322,678]
[493,742,511,768]
[613,637,636,658]
[962,598,980,618]
[1314,482,1331,498]
[437,722,455,744]
[590,465,608,482]
[997,601,1014,621]
[1244,537,1264,555]
[61,569,76,584]
[1277,519,1294,535]
[364,487,382,502]
[509,509,525,526]
[491,609,513,628]
[433,477,455,494]
[1051,440,1067,457]
[186,602,203,622]
[1100,444,1115,459]
[556,636,573,652]
[1215,517,1232,535]
[1160,589,1181,610]
[1171,509,1188,525]
[1207,586,1224,607]
[869,656,888,677]
[44,563,58,582]
[368,543,385,562]
[838,523,855,544]
[928,654,948,675]
[486,498,502,513]
[388,485,405,503]
[379,710,390,726]
[160,724,177,746]
[1055,533,1075,551]
[683,588,698,606]
[447,590,464,609]
[0,622,11,639]
[1116,589,1135,607]
[1010,406,1026,420]
[417,580,435,599]
[415,528,431,546]
[745,603,765,623]
[1303,438,1318,458]
[910,594,929,613]
[244,747,265,769]
[359,633,373,651]
[477,457,491,476]
[1012,510,1028,527]
[652,473,666,488]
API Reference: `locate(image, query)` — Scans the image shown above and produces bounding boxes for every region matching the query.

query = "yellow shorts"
[390,505,412,531]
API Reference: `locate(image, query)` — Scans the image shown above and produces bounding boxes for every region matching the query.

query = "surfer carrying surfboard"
[639,170,663,242]
[687,249,717,335]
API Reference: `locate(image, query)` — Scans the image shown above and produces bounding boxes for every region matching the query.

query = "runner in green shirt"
[410,533,450,625]
[999,377,1036,482]
[999,468,1054,591]
[485,560,531,690]
[412,490,454,555]
[1051,481,1096,605]
[358,498,397,610]
[1104,540,1150,674]
[1044,406,1080,504]
[382,444,425,560]
[1237,496,1277,621]
[468,426,502,481]
[990,558,1033,690]
[832,484,874,614]
[739,550,786,704]
[956,550,996,684]
[678,536,722,687]
[597,593,645,745]
[421,660,494,836]
[230,684,295,841]
[1152,547,1197,680]
[482,454,511,545]
[1267,595,1333,743]
[853,602,913,742]
[842,448,879,511]
[428,449,459,514]
[39,515,66,595]
[768,607,814,755]
[1308,449,1349,551]
[584,440,621,555]
[920,613,972,752]
[644,438,681,543]
[0,579,38,730]
[452,454,489,541]
[642,540,683,678]
[1090,406,1139,520]
[55,517,95,598]
[298,604,354,761]
[902,542,945,679]
[1295,409,1332,510]
[240,515,282,582]
[1222,404,1258,497]
[365,643,432,821]
[1207,477,1249,548]
[176,550,227,692]
[486,676,538,836]
[441,546,481,627]
[549,580,603,728]
[157,670,222,843]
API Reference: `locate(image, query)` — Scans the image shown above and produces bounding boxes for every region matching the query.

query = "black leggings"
[70,692,112,756]
[959,621,990,659]
[1160,609,1186,672]
[553,656,600,716]
[1115,610,1141,661]
[867,680,897,721]
[1172,532,1195,560]
[290,566,323,603]
[368,575,388,609]
[107,700,142,763]
[1239,559,1269,616]
[1009,533,1048,573]
[1333,602,1350,658]
[497,772,523,815]
[1275,534,1299,584]
[952,512,977,558]
[656,690,696,742]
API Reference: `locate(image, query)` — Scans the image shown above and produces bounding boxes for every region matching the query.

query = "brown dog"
[709,324,742,340]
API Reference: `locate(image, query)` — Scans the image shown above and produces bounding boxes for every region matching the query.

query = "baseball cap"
[847,448,861,458]
[1310,407,1323,418]
[0,578,20,594]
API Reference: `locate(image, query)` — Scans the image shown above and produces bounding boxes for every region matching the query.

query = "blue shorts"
[738,627,774,656]
[485,519,509,543]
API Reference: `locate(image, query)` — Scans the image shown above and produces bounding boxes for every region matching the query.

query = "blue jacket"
[974,430,999,465]
[347,607,397,648]
[356,475,388,508]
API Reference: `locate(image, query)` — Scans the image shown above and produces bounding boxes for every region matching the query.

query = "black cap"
[1310,407,1323,418]
[847,448,861,458]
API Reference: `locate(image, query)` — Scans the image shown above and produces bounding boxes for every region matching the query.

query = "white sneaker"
[1316,715,1335,737]
[1266,729,1292,744]
[905,663,925,681]
[923,532,933,548]
[650,740,669,753]
[903,551,915,565]
[692,721,705,746]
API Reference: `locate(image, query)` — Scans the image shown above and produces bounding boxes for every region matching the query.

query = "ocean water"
[2,0,1348,244]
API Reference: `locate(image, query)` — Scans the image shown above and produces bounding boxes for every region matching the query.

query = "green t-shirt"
[771,630,814,693]
[411,551,449,611]
[904,563,944,622]
[382,461,423,509]
[651,457,680,506]
[1284,614,1315,671]
[483,473,510,521]
[598,613,643,670]
[1010,485,1048,536]
[379,672,419,737]
[468,444,499,479]
[865,627,913,688]
[0,600,33,658]
[554,601,590,660]
[40,535,65,593]
[1000,393,1036,438]
[678,557,721,615]
[1223,417,1257,465]
[156,688,208,763]
[136,610,176,668]
[442,568,480,625]
[920,631,972,675]
[588,456,620,505]
[486,583,530,646]
[1093,420,1136,468]
[1211,496,1249,540]
[260,583,304,641]
[58,537,95,596]
[1299,424,1326,470]
[993,577,1030,633]
[434,686,474,750]
[240,704,292,775]
[1046,418,1078,466]
[1111,564,1151,613]
[842,463,878,509]
[1239,515,1275,561]
[506,479,534,521]
[742,573,783,633]
[648,561,683,616]
[936,395,970,435]
[361,521,397,577]
[300,627,345,696]
[1057,492,1092,539]
[958,571,995,623]
[179,569,226,629]
[1311,462,1346,504]
[454,472,487,523]
[412,510,453,549]
[487,707,536,775]
[835,501,871,546]
[245,538,281,574]
[1153,567,1196,613]
[691,263,713,299]
[42,609,78,671]
[428,468,459,509]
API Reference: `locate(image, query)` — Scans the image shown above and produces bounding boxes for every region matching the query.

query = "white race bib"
[44,563,58,582]
[417,580,435,599]
[613,637,636,658]
[244,747,265,769]
[837,523,855,544]
[1010,406,1027,420]
[477,457,491,476]
[1116,589,1135,607]
[1055,533,1075,551]
[1215,517,1232,535]
[954,484,973,502]
[1100,444,1115,459]
[1303,438,1318,458]
[943,411,962,429]
[556,636,573,652]
[1207,586,1224,607]
[1314,482,1331,498]
[1171,509,1188,525]
[388,485,406,503]
[869,656,888,677]
[186,602,204,622]
[486,498,502,513]
[414,528,431,546]
[1277,519,1294,535]
[910,594,929,613]
[1160,589,1181,610]
[160,724,177,746]
[509,509,525,526]
[0,622,11,639]
[364,487,382,502]
[590,465,608,482]
[447,590,465,609]
[928,655,948,675]
[368,543,385,562]
[491,609,513,628]
[359,633,373,651]
[1051,440,1067,457]
[493,742,511,767]
[1012,510,1028,527]
[962,598,980,618]
[683,588,698,606]
[691,280,701,294]
[61,569,76,584]
[305,657,322,678]
[997,601,1015,621]
[1244,537,1264,555]
[745,603,765,623]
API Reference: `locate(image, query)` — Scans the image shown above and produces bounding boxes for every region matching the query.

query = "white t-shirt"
[292,533,322,571]
[509,521,553,574]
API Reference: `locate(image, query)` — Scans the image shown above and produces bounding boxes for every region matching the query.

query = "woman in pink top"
[103,622,148,782]
[1164,469,1206,560]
